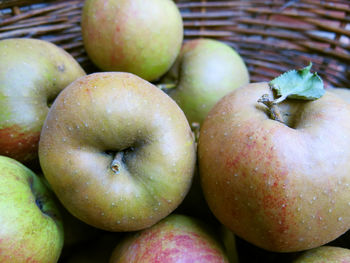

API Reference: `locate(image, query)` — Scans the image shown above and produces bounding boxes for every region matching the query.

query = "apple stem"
[191,122,200,142]
[111,152,124,174]
[258,93,285,123]
[156,83,177,91]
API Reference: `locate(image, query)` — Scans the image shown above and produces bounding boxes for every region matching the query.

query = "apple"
[292,246,350,263]
[109,214,231,263]
[160,38,249,126]
[81,0,183,82]
[198,65,350,252]
[0,155,64,262]
[0,38,85,164]
[38,72,196,232]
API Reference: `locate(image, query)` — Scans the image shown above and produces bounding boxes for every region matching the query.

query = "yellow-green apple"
[0,155,64,262]
[38,72,196,232]
[0,38,85,164]
[81,0,183,82]
[198,65,350,252]
[109,214,231,263]
[292,246,350,263]
[160,38,249,126]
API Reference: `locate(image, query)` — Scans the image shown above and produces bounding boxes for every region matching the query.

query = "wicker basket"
[1,1,350,262]
[1,0,349,88]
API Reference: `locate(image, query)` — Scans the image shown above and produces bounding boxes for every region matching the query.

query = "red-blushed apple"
[292,246,350,263]
[0,155,64,262]
[0,38,85,164]
[109,214,231,263]
[160,38,249,126]
[198,66,350,252]
[38,72,196,232]
[81,0,183,82]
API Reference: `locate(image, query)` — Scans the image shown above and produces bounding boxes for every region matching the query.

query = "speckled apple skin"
[198,82,350,252]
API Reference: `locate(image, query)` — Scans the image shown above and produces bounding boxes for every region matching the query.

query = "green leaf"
[269,63,325,103]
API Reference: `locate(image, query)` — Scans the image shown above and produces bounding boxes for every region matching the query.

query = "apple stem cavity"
[258,63,325,124]
[35,197,44,211]
[258,93,285,123]
[110,152,124,174]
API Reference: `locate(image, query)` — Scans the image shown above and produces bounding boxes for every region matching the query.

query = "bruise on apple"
[0,125,40,163]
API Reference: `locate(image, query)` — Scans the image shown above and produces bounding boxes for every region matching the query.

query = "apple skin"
[162,38,249,125]
[81,0,183,82]
[292,246,350,263]
[38,72,196,232]
[0,155,64,262]
[327,87,350,104]
[0,38,86,164]
[198,82,350,252]
[109,214,230,263]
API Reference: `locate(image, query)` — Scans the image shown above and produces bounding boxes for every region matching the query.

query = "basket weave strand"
[0,0,349,88]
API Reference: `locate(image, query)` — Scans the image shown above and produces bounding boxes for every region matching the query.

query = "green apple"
[160,38,249,126]
[0,155,64,262]
[38,72,196,232]
[81,0,183,82]
[292,246,350,263]
[109,214,231,262]
[0,38,85,164]
[198,65,350,252]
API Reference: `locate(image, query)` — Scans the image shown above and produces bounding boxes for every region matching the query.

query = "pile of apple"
[1,0,350,262]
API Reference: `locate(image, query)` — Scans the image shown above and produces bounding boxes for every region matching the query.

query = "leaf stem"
[258,93,285,123]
